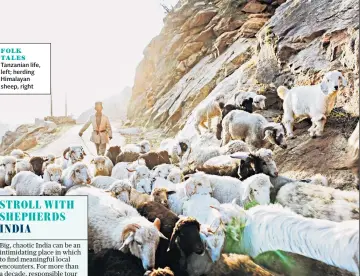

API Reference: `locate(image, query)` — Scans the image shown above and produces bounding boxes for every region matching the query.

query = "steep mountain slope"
[129,0,359,188]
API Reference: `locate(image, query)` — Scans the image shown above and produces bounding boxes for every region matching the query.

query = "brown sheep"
[144,267,174,276]
[116,151,140,163]
[130,188,175,209]
[105,146,121,166]
[139,151,171,170]
[205,253,274,276]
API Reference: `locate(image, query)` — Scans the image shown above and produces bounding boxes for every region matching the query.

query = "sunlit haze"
[0,0,178,125]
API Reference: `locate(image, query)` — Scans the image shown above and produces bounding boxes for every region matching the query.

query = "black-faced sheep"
[137,201,204,275]
[29,156,48,176]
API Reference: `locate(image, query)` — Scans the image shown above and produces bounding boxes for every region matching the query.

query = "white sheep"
[159,137,191,165]
[222,204,359,275]
[0,186,16,196]
[10,149,32,173]
[219,140,249,155]
[276,182,359,222]
[347,121,359,188]
[10,149,30,159]
[11,171,65,196]
[151,164,174,179]
[61,162,92,189]
[90,156,114,177]
[221,110,287,150]
[43,164,63,183]
[123,140,151,154]
[194,93,225,135]
[128,165,151,187]
[111,160,146,180]
[134,178,153,194]
[66,185,167,270]
[91,176,118,190]
[188,172,273,205]
[91,176,132,203]
[167,167,183,184]
[61,145,86,169]
[0,156,17,187]
[277,70,347,138]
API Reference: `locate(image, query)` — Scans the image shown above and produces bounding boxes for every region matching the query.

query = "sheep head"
[152,164,173,179]
[184,173,213,197]
[135,178,153,194]
[43,164,62,183]
[263,123,287,149]
[321,70,348,95]
[200,222,225,262]
[253,95,266,110]
[0,156,17,185]
[151,188,175,208]
[40,182,65,196]
[167,167,183,184]
[120,218,167,270]
[139,140,151,154]
[70,163,91,185]
[168,217,204,256]
[63,146,86,161]
[215,93,225,109]
[91,157,107,174]
[29,156,48,176]
[105,180,132,203]
[242,173,273,205]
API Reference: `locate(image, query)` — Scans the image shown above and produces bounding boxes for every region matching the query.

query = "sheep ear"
[153,218,161,231]
[119,232,134,251]
[230,152,250,160]
[158,232,168,240]
[127,168,136,173]
[167,191,176,195]
[320,80,328,94]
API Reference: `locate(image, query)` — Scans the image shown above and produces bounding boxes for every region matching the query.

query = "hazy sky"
[0,0,178,124]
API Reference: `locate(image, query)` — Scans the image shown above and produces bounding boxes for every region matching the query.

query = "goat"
[277,70,347,138]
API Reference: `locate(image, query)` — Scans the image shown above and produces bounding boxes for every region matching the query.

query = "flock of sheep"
[0,70,359,276]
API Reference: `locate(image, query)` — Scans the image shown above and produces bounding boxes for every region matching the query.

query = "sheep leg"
[282,112,295,139]
[311,116,327,137]
[194,119,204,135]
[207,114,213,133]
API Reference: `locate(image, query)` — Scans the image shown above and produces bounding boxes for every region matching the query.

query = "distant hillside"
[0,123,10,140]
[76,87,132,123]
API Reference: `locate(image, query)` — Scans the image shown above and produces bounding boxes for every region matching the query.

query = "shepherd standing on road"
[78,102,112,156]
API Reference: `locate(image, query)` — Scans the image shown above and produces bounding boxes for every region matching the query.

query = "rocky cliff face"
[129,0,359,188]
